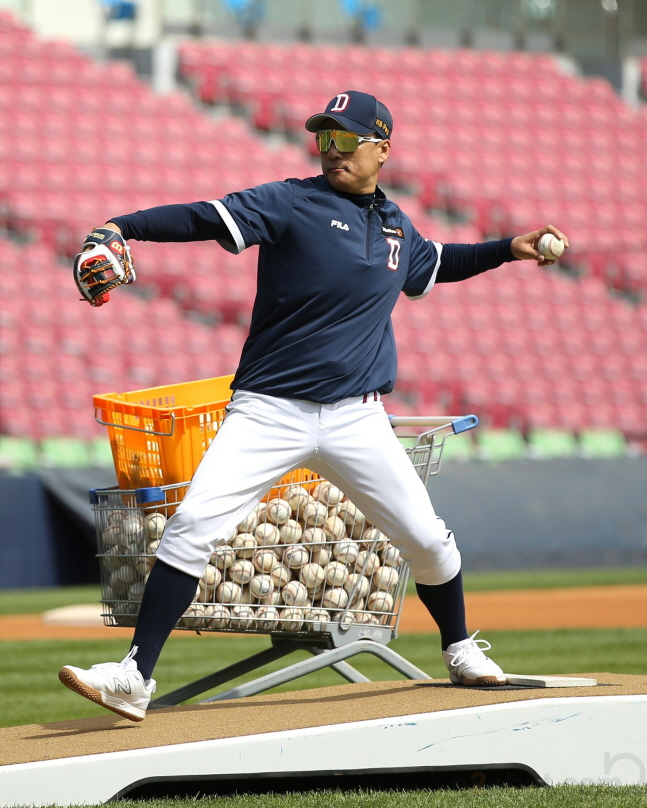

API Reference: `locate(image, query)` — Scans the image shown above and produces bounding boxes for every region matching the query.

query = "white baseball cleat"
[442,631,506,686]
[58,646,156,722]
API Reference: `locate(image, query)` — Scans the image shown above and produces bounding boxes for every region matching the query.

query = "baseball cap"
[305,91,393,139]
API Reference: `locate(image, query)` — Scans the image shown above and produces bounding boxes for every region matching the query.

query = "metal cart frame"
[90,414,478,707]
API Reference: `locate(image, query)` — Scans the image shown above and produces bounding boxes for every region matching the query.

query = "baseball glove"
[73,227,136,307]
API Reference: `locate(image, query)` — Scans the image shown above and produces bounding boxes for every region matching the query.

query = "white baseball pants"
[157,391,461,586]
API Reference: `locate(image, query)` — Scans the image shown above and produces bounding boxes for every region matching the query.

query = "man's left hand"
[511,225,569,266]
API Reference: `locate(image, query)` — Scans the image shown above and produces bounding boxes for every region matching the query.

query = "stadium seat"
[476,429,527,462]
[578,429,628,458]
[39,437,93,468]
[0,435,39,471]
[527,429,580,459]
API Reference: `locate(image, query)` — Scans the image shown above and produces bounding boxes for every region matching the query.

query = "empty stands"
[180,40,647,299]
[1,10,646,454]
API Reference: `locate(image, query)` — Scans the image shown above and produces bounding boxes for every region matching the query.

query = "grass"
[1,628,646,729]
[62,787,647,808]
[1,566,645,615]
[0,585,101,615]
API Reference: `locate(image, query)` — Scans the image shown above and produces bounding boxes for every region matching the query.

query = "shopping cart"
[91,411,478,706]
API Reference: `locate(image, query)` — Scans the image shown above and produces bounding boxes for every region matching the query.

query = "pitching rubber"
[58,668,145,723]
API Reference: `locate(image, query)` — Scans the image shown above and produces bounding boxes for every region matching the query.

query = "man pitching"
[62,90,569,721]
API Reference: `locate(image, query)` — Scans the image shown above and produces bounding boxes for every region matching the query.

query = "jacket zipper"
[366,203,375,263]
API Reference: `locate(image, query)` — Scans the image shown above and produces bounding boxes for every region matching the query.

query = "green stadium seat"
[476,429,526,462]
[441,432,475,462]
[527,429,579,459]
[90,436,115,467]
[39,437,92,468]
[579,429,627,458]
[0,436,40,471]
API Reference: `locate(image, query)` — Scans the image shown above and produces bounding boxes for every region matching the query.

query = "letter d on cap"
[331,94,350,112]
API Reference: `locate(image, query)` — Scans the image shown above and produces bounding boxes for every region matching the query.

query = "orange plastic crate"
[94,376,234,490]
[94,375,322,493]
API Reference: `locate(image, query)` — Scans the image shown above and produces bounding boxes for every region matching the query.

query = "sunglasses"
[316,129,383,153]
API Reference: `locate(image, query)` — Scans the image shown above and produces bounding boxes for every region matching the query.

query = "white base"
[505,675,599,688]
[1,695,646,806]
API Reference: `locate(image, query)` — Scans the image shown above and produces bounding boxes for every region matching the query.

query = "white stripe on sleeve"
[209,199,246,254]
[407,241,443,300]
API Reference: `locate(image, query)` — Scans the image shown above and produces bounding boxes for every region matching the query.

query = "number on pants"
[386,237,401,271]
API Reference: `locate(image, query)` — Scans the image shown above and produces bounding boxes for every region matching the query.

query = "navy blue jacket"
[112,175,516,402]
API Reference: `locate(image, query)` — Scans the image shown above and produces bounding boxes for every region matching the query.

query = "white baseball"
[305,607,330,627]
[309,584,325,603]
[255,523,281,547]
[102,546,123,573]
[356,550,381,576]
[109,565,137,590]
[538,233,565,260]
[313,481,344,506]
[229,559,254,585]
[324,515,346,541]
[265,497,292,525]
[285,485,311,514]
[110,602,137,627]
[260,590,282,606]
[144,512,166,540]
[348,595,365,610]
[372,565,399,592]
[283,544,310,569]
[271,563,291,588]
[321,587,349,610]
[135,554,155,577]
[237,510,258,534]
[301,527,326,546]
[381,544,401,567]
[344,572,370,600]
[127,581,146,601]
[180,604,205,629]
[299,562,325,590]
[279,519,303,544]
[311,545,330,566]
[303,500,328,527]
[254,502,268,523]
[280,607,304,631]
[250,574,274,599]
[252,548,279,574]
[361,526,387,552]
[239,586,254,604]
[231,532,258,558]
[338,502,367,538]
[199,564,221,590]
[216,581,242,604]
[197,586,214,603]
[256,605,280,630]
[333,610,356,628]
[324,560,348,587]
[353,611,374,624]
[101,525,121,548]
[282,580,309,606]
[204,603,230,628]
[333,539,359,565]
[121,514,144,542]
[367,591,394,613]
[211,545,237,570]
[230,604,255,630]
[108,510,129,526]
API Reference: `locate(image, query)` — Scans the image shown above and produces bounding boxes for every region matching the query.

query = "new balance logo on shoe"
[331,220,349,231]
[112,677,132,694]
